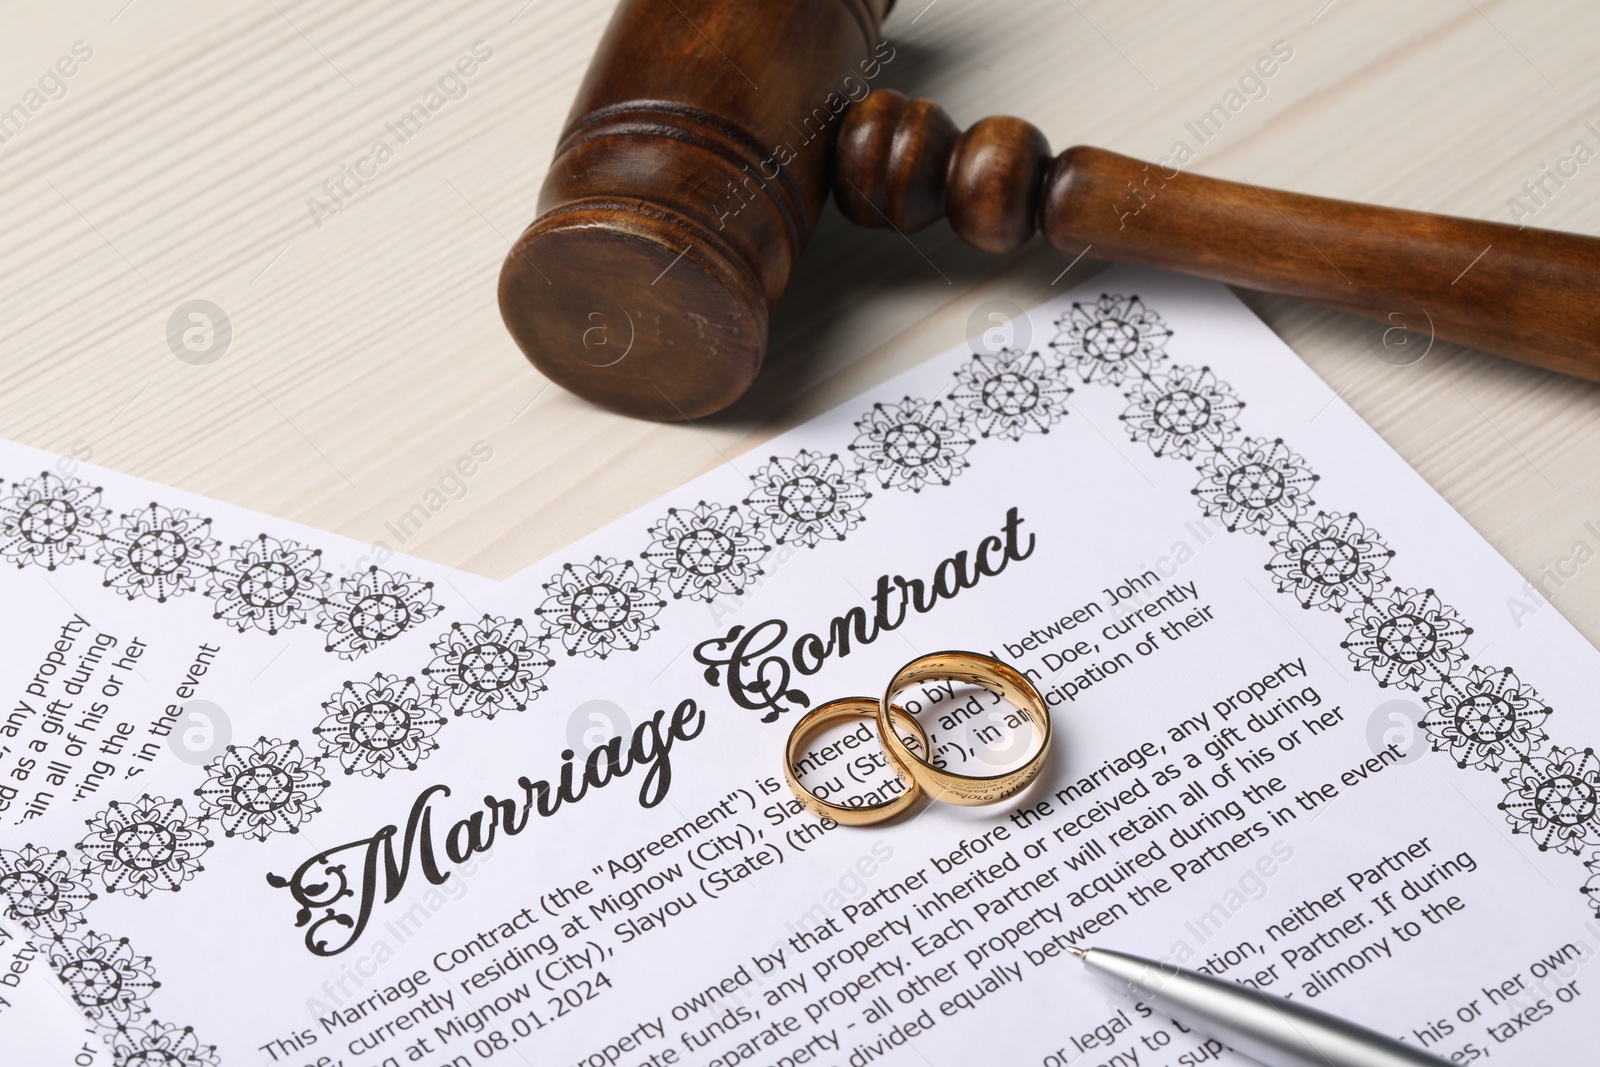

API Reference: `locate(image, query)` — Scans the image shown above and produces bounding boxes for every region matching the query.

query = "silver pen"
[1068,945,1448,1067]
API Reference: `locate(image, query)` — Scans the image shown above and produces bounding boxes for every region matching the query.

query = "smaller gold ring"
[783,697,929,826]
[879,651,1051,806]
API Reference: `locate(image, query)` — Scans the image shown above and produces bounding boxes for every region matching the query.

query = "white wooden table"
[5,0,1597,643]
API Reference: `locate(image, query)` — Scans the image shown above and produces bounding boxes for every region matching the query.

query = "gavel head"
[498,0,895,421]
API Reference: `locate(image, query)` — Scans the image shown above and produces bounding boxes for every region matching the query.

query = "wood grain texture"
[2,0,1598,651]
[945,116,1051,254]
[1040,146,1600,384]
[837,95,1600,384]
[834,90,959,232]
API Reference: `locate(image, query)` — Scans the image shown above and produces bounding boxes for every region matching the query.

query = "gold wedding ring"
[879,650,1051,806]
[783,697,929,826]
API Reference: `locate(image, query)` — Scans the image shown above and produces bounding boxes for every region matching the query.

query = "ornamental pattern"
[207,535,330,635]
[849,397,975,493]
[1192,437,1319,534]
[1122,364,1243,459]
[744,450,869,548]
[1500,747,1600,855]
[1266,511,1393,612]
[47,931,159,1029]
[314,675,446,778]
[1050,293,1172,385]
[423,615,553,718]
[0,845,95,937]
[76,796,213,899]
[535,557,665,659]
[97,505,219,603]
[0,470,109,571]
[107,1022,219,1067]
[316,567,441,659]
[641,502,771,602]
[948,349,1073,441]
[1421,667,1551,771]
[1584,853,1600,914]
[1342,587,1472,690]
[193,738,329,840]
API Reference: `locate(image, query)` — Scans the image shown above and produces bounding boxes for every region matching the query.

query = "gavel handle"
[1047,148,1600,380]
[837,91,1600,383]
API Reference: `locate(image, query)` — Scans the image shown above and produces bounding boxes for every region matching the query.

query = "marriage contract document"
[3,268,1597,1066]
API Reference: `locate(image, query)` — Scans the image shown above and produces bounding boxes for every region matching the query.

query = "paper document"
[0,436,502,1063]
[5,268,1598,1066]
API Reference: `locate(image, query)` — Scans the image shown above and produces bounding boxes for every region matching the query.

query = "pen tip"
[1065,945,1086,960]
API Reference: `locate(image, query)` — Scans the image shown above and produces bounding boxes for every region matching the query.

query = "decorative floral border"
[0,468,458,1060]
[6,291,1598,1062]
[0,471,446,658]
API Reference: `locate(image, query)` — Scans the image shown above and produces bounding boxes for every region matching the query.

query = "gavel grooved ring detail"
[498,0,897,421]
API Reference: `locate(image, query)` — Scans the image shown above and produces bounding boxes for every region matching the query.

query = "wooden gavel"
[499,0,1600,421]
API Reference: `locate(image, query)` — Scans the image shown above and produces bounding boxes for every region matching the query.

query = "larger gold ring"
[879,651,1051,806]
[783,697,929,826]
